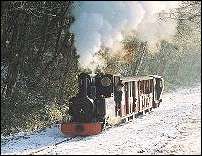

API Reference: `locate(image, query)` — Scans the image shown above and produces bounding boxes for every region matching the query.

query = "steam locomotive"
[60,72,164,136]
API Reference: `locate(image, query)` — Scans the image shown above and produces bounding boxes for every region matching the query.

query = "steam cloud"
[70,1,180,70]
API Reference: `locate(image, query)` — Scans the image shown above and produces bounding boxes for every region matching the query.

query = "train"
[60,72,164,136]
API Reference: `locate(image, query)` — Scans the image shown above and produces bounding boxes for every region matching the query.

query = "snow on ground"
[1,125,67,155]
[1,84,201,155]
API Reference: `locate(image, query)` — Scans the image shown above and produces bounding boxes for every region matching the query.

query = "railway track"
[29,113,148,155]
[29,137,80,155]
[28,123,118,155]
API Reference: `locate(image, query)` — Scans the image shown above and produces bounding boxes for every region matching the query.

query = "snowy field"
[1,84,201,155]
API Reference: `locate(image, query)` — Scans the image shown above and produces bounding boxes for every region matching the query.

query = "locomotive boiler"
[60,73,164,136]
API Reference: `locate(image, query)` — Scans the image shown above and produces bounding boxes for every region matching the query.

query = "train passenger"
[156,79,163,100]
[114,81,124,117]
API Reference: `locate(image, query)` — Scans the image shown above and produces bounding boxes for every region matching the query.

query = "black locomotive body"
[60,73,164,136]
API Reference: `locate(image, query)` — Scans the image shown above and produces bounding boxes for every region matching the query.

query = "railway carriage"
[60,73,164,136]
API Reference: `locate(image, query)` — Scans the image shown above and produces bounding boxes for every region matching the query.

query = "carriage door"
[139,80,144,112]
[133,81,138,113]
[128,82,133,114]
[137,80,141,112]
[124,82,129,115]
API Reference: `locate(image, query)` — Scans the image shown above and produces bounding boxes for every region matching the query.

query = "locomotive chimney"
[78,73,90,97]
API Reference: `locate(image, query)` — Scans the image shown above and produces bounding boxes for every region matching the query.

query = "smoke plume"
[70,1,180,70]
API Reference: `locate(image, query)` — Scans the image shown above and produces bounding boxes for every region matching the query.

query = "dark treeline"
[1,1,79,135]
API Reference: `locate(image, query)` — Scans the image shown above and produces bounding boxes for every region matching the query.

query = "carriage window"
[128,82,132,97]
[129,83,131,97]
[140,81,144,94]
[125,83,128,92]
[150,79,153,92]
[132,81,136,97]
[130,82,132,97]
[145,80,151,94]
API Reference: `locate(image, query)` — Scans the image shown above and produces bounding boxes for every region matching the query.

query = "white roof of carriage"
[120,75,162,82]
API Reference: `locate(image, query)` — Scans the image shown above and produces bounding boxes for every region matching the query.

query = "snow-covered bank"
[1,84,201,155]
[1,125,67,155]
